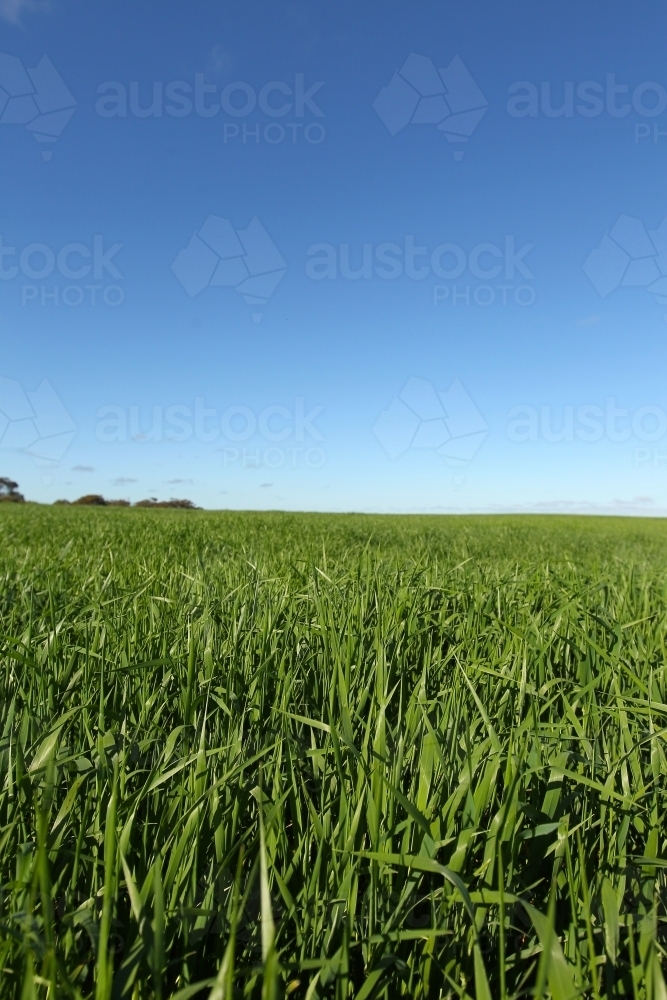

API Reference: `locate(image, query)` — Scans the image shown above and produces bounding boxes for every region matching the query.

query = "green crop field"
[1,507,667,999]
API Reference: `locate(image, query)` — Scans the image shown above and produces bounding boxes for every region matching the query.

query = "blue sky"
[1,0,667,512]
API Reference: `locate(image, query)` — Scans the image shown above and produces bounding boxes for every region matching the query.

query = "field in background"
[1,508,667,999]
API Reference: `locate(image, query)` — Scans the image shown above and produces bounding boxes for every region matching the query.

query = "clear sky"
[1,0,667,513]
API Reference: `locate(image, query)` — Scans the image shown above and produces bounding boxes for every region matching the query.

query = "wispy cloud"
[0,0,51,25]
[166,478,193,484]
[612,496,654,508]
[72,465,94,472]
[207,45,235,77]
[111,477,137,485]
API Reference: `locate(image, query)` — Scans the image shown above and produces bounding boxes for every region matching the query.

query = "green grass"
[1,506,667,999]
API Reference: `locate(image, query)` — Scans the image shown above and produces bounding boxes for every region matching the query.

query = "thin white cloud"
[0,0,51,24]
[207,45,235,77]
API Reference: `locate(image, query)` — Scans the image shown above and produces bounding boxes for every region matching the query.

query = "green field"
[1,507,667,999]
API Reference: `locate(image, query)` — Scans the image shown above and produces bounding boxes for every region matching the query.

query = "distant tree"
[61,494,198,509]
[135,498,199,508]
[72,494,108,506]
[0,478,25,502]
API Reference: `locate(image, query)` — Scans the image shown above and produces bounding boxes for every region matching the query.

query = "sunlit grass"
[1,507,666,998]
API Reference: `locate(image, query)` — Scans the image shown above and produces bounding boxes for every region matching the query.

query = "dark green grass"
[1,507,667,998]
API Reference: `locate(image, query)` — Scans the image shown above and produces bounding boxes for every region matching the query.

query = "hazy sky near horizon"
[1,0,667,513]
